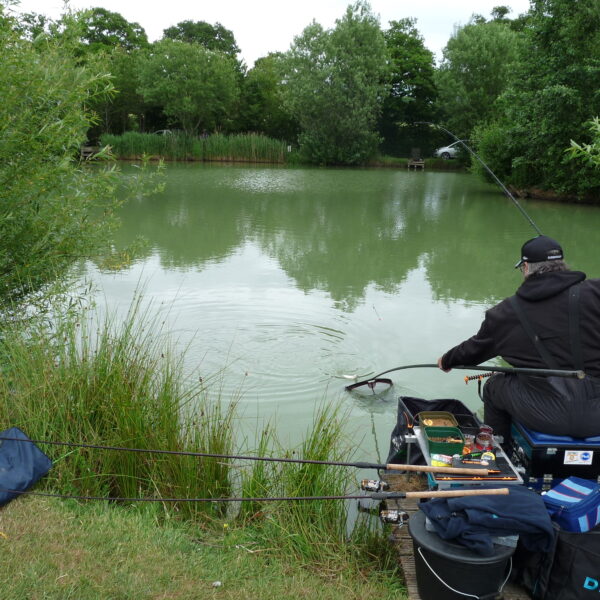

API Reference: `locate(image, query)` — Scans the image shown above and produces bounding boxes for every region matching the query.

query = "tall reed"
[0,301,235,521]
[100,132,288,163]
[235,404,394,572]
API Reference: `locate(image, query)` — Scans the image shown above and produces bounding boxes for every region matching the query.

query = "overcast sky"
[13,0,532,66]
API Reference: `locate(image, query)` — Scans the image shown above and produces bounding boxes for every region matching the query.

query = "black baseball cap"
[515,235,564,268]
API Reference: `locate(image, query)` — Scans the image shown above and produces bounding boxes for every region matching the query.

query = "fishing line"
[416,122,543,235]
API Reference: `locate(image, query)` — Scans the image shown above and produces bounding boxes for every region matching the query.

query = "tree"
[476,0,600,197]
[237,53,299,140]
[379,18,438,156]
[67,7,148,52]
[162,20,240,59]
[435,14,526,139]
[281,1,388,165]
[93,47,147,135]
[137,39,240,135]
[0,5,145,310]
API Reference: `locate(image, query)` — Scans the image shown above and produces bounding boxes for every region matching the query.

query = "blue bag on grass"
[543,477,600,533]
[0,427,52,507]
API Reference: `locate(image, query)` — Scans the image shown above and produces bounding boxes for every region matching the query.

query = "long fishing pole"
[1,486,510,503]
[416,121,542,235]
[344,363,585,391]
[0,435,490,476]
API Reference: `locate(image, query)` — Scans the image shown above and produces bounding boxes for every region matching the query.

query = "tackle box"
[508,422,600,489]
[414,426,523,489]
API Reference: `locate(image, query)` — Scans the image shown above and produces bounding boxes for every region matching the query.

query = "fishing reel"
[360,479,390,493]
[379,509,409,525]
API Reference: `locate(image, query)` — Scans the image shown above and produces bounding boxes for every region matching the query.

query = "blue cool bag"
[543,477,600,533]
[0,427,52,507]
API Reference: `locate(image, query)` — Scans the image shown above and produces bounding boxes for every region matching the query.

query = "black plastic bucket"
[408,510,514,600]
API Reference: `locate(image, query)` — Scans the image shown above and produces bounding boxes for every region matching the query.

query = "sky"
[12,0,532,67]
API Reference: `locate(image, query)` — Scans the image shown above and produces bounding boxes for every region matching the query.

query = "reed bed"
[0,303,234,522]
[101,131,288,163]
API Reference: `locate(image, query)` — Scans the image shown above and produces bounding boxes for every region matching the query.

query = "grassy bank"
[100,131,291,163]
[0,496,403,600]
[0,305,404,598]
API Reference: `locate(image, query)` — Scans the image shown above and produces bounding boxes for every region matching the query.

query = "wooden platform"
[407,159,424,170]
[382,471,531,600]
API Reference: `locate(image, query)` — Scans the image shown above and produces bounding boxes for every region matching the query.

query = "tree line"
[8,0,600,197]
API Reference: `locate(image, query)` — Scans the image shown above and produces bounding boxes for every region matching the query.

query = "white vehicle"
[434,140,464,159]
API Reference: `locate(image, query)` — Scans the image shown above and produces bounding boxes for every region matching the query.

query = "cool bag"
[543,477,600,533]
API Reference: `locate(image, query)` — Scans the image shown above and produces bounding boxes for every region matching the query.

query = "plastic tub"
[424,426,464,456]
[416,411,459,428]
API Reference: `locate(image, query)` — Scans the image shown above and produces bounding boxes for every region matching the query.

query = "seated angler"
[437,235,600,444]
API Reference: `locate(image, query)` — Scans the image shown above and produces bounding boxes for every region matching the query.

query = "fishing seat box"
[508,423,600,488]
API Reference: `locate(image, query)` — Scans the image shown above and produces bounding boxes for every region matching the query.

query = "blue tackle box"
[508,423,600,489]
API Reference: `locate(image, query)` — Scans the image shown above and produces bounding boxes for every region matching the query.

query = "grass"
[0,496,405,600]
[100,132,290,163]
[0,300,234,522]
[0,301,404,595]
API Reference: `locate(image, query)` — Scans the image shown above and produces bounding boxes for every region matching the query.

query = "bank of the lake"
[0,496,404,600]
[99,131,466,172]
[0,310,402,598]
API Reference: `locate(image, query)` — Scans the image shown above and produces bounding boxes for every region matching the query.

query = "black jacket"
[441,271,600,378]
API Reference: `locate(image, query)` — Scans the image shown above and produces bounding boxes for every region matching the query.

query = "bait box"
[415,411,458,428]
[423,426,464,456]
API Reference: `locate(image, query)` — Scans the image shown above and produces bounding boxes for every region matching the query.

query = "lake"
[78,163,600,461]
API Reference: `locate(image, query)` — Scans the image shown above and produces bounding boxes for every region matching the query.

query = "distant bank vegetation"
[100,131,292,163]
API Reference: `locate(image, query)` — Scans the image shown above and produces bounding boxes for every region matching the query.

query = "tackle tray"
[414,426,523,489]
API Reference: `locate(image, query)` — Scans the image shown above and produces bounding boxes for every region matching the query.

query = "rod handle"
[405,487,509,499]
[386,463,489,476]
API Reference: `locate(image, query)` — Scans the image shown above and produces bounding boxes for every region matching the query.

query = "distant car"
[434,140,464,159]
[152,129,173,136]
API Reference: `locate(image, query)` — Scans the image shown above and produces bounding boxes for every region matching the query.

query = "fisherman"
[437,235,600,443]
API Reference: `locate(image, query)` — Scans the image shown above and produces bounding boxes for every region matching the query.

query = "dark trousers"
[483,373,600,441]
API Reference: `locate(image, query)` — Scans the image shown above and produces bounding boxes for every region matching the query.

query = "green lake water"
[79,163,600,461]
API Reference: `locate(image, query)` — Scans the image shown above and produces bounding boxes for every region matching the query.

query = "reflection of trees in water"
[104,165,600,310]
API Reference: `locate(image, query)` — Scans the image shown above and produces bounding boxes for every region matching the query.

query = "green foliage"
[92,47,147,135]
[568,117,600,167]
[137,39,240,135]
[101,131,288,163]
[162,20,240,59]
[0,7,125,309]
[379,18,438,156]
[475,0,600,196]
[67,7,148,52]
[435,16,526,139]
[281,1,389,165]
[238,53,299,141]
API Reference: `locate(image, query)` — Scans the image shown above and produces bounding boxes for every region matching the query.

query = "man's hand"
[437,357,451,373]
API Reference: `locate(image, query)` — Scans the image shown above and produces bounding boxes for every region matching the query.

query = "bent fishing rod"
[415,122,542,235]
[0,434,491,477]
[1,486,510,503]
[344,363,586,392]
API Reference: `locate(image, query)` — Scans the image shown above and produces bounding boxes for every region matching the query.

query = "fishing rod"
[415,121,543,235]
[1,486,510,503]
[0,435,491,477]
[345,363,585,392]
